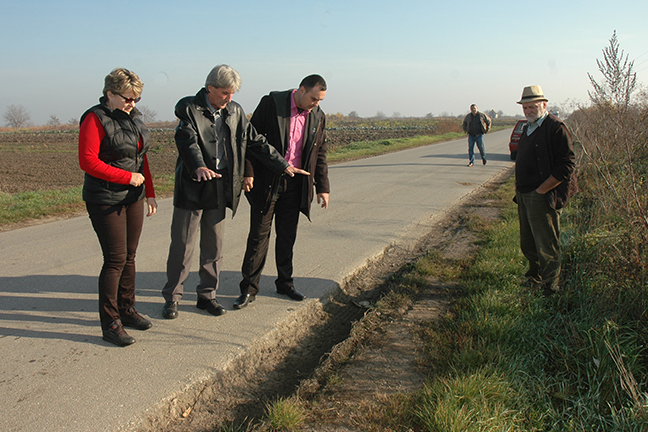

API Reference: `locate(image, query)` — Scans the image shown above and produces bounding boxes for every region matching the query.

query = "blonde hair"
[103,68,143,98]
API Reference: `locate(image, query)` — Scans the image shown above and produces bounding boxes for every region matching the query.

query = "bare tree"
[67,118,79,127]
[137,105,157,124]
[348,111,359,118]
[587,30,637,110]
[46,114,61,126]
[4,104,31,128]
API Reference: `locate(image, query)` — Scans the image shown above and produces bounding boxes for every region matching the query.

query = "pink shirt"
[285,89,308,169]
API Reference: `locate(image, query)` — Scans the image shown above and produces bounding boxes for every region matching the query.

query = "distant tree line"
[2,104,158,129]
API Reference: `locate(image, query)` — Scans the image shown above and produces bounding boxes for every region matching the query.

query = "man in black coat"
[234,75,330,309]
[515,85,577,296]
[161,65,305,319]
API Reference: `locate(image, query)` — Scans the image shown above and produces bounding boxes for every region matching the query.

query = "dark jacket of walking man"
[462,104,492,166]
[234,74,330,309]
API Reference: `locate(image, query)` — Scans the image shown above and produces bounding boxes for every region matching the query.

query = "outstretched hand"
[196,166,222,182]
[284,166,310,177]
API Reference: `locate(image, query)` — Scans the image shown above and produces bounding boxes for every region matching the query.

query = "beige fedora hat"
[517,85,548,104]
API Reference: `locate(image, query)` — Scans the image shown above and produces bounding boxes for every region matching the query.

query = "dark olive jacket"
[244,90,329,220]
[172,88,288,215]
[515,114,578,210]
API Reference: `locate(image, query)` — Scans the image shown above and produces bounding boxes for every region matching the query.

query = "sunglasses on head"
[116,93,142,104]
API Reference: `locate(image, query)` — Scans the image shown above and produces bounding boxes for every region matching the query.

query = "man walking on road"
[233,75,330,310]
[161,65,306,319]
[515,85,577,296]
[462,104,492,166]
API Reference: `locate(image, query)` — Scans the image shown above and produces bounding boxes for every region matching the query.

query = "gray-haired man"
[161,65,307,319]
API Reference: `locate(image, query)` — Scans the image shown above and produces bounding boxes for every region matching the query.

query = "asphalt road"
[0,129,514,432]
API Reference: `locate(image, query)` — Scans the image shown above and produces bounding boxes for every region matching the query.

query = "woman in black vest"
[79,68,157,346]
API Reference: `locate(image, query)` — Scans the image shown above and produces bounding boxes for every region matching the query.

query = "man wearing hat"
[515,85,577,296]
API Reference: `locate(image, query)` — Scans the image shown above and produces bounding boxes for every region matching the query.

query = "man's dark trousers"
[516,189,562,289]
[240,175,302,296]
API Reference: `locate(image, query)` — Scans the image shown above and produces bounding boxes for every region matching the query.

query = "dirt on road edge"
[130,169,513,432]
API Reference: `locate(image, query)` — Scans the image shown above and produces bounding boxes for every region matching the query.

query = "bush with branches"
[569,30,648,286]
[3,104,31,128]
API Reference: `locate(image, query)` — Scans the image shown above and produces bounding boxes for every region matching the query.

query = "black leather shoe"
[102,320,135,347]
[196,298,227,316]
[162,301,178,319]
[276,287,305,301]
[233,293,256,309]
[120,307,152,330]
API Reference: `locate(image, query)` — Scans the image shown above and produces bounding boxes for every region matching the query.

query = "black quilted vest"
[80,98,150,205]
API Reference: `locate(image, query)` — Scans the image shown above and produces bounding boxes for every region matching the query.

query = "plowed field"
[0,127,434,194]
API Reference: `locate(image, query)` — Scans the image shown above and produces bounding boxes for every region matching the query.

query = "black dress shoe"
[120,307,152,330]
[196,298,227,316]
[276,287,305,301]
[162,301,178,319]
[102,320,135,347]
[233,293,256,309]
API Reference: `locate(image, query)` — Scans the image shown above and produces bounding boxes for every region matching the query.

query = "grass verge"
[413,178,648,431]
[326,132,463,163]
[263,176,648,431]
[0,187,86,225]
[0,174,176,230]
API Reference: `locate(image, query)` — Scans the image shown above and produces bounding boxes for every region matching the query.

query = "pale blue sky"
[2,0,647,125]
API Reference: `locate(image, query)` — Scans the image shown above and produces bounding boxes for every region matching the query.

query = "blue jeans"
[468,134,486,165]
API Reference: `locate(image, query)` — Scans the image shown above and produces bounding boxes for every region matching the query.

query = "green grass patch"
[263,396,306,431]
[348,176,648,431]
[327,133,463,163]
[0,174,176,227]
[0,187,86,224]
[414,178,648,431]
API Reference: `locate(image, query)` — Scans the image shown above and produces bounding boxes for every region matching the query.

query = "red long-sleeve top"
[78,112,155,198]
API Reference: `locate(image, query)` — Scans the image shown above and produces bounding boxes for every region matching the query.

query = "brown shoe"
[102,320,135,347]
